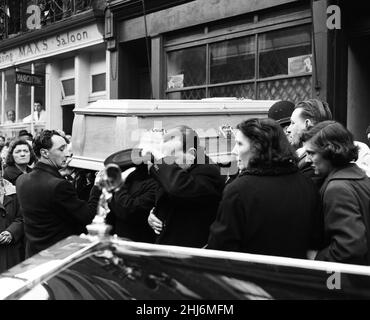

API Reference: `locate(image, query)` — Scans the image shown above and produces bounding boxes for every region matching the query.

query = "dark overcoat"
[207,165,323,259]
[150,156,225,248]
[298,153,324,189]
[107,168,157,243]
[3,165,32,186]
[315,164,370,265]
[0,193,24,273]
[16,162,101,258]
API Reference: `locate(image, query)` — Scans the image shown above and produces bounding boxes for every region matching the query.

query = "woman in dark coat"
[4,139,35,185]
[207,118,322,259]
[0,178,24,273]
[2,139,34,264]
[303,121,370,265]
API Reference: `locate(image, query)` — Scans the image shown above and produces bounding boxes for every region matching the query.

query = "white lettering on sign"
[26,5,41,30]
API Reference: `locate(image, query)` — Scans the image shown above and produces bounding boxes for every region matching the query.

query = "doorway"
[347,36,370,143]
[120,38,152,99]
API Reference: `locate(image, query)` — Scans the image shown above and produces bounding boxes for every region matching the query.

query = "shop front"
[0,7,106,139]
[0,57,47,138]
[107,0,314,104]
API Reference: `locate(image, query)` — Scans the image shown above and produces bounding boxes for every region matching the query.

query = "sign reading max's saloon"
[0,23,104,69]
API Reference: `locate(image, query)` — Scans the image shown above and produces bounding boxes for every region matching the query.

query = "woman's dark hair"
[302,120,358,166]
[6,138,36,166]
[33,129,65,158]
[236,118,298,168]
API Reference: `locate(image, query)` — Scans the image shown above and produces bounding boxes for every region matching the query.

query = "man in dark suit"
[16,130,101,258]
[145,125,225,248]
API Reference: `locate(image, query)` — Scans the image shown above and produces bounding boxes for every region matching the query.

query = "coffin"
[70,98,278,171]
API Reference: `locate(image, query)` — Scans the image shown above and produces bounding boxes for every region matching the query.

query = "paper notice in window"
[167,74,184,89]
[288,54,312,75]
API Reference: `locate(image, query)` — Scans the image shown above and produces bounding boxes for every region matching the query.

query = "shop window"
[0,72,2,122]
[91,73,106,93]
[165,23,312,103]
[167,46,206,89]
[0,63,46,132]
[209,83,255,98]
[19,63,46,124]
[34,63,46,106]
[167,89,206,100]
[61,78,75,98]
[19,84,32,121]
[210,36,255,84]
[17,65,31,122]
[4,69,16,121]
[257,77,312,102]
[258,25,312,78]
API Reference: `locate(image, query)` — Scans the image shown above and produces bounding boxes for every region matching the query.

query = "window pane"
[18,65,31,122]
[34,63,46,108]
[258,76,312,103]
[167,89,206,100]
[4,69,15,122]
[0,72,2,123]
[92,73,106,92]
[210,36,255,84]
[19,84,32,121]
[62,79,75,96]
[209,83,255,99]
[167,46,206,88]
[258,25,312,78]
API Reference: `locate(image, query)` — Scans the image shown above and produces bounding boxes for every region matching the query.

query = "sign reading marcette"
[0,24,103,68]
[16,72,45,87]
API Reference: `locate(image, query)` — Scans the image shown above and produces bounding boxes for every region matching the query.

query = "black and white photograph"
[0,0,369,307]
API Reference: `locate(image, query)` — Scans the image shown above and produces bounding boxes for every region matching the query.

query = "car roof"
[2,235,370,299]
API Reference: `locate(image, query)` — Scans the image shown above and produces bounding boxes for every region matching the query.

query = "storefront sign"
[15,72,45,87]
[0,24,104,69]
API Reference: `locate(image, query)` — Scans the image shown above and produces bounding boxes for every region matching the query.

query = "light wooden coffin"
[70,99,278,171]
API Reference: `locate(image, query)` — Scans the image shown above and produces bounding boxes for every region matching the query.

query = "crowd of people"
[0,98,370,274]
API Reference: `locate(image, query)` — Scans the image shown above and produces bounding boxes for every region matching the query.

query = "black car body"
[1,234,370,300]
